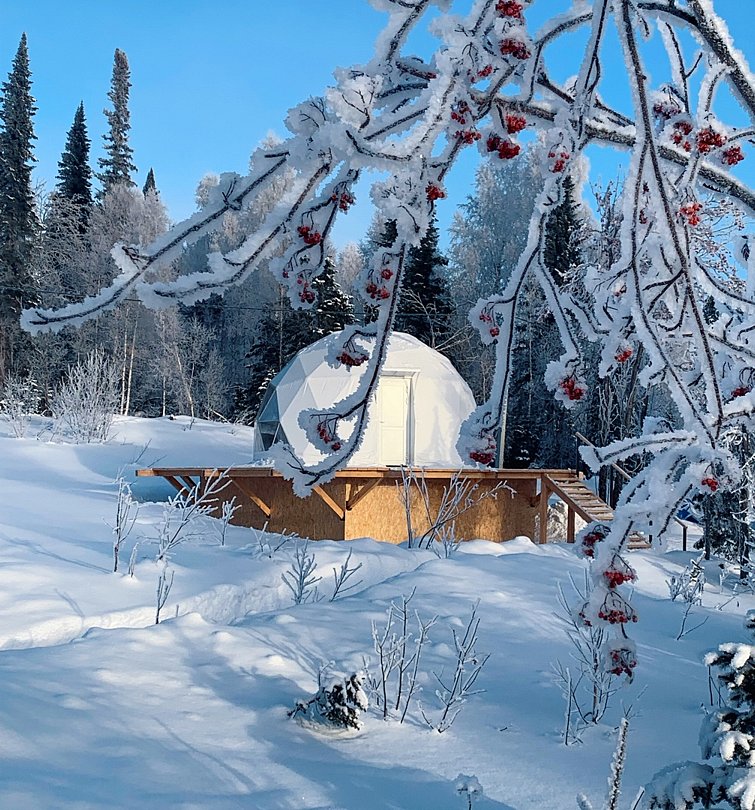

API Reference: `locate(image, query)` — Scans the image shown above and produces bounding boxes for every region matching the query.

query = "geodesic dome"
[253,331,476,467]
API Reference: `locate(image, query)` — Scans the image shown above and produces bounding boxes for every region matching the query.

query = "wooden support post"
[567,506,575,544]
[539,477,549,544]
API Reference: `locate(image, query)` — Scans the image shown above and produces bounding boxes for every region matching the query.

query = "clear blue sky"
[0,1,752,249]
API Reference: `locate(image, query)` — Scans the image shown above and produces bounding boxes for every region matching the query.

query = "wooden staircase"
[539,473,650,548]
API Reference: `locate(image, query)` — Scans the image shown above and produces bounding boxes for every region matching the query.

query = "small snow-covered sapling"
[289,671,368,732]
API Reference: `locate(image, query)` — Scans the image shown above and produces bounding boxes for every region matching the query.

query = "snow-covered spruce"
[289,671,369,733]
[646,625,755,809]
[20,0,755,678]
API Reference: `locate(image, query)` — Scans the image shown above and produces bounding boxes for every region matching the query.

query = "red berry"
[380,268,393,280]
[489,326,500,338]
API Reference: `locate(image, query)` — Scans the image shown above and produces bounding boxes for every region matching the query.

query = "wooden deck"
[136,466,614,544]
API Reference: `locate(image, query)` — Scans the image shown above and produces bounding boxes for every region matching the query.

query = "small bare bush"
[51,349,119,443]
[0,373,40,437]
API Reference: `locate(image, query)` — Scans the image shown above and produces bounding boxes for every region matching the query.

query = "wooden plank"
[345,478,381,511]
[230,479,272,518]
[313,486,345,521]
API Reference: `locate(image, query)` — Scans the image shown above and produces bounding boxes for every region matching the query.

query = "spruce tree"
[395,213,453,348]
[97,49,137,194]
[240,289,312,417]
[543,174,582,287]
[142,167,156,197]
[240,263,354,417]
[310,257,354,337]
[56,102,93,228]
[0,33,39,379]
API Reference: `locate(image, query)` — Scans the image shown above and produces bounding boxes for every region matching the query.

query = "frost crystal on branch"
[20,0,755,672]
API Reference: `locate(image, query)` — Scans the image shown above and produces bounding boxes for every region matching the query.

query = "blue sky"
[0,1,752,249]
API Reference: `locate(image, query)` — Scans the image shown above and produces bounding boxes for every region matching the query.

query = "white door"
[378,376,410,465]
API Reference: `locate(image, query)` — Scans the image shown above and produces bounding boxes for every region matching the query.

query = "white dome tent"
[253,331,476,468]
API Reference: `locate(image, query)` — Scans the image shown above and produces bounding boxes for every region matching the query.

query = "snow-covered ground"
[0,415,750,808]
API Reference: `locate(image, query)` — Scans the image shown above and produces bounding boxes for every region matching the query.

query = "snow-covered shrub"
[422,604,490,733]
[646,620,755,808]
[155,473,229,562]
[576,718,642,810]
[366,589,436,723]
[555,571,621,734]
[282,540,321,604]
[329,548,363,601]
[289,671,368,732]
[0,373,40,437]
[455,774,483,810]
[51,349,118,443]
[109,476,139,573]
[397,467,511,549]
[667,554,706,605]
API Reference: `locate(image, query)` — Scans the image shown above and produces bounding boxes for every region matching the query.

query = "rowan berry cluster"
[450,100,472,126]
[603,556,636,589]
[670,120,693,151]
[548,149,570,173]
[316,421,342,452]
[653,101,683,120]
[337,350,368,367]
[731,385,751,398]
[496,0,523,17]
[722,144,745,166]
[331,191,355,212]
[597,604,637,624]
[469,432,496,466]
[505,114,527,134]
[365,282,391,300]
[500,38,531,60]
[486,134,520,160]
[608,648,637,677]
[696,125,727,154]
[297,225,322,246]
[478,309,501,338]
[581,525,608,559]
[701,476,719,492]
[426,183,446,202]
[456,129,482,145]
[615,347,633,363]
[680,201,703,226]
[559,376,585,401]
[295,277,316,304]
[472,64,494,81]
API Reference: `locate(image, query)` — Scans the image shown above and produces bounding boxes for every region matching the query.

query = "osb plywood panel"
[218,473,537,543]
[345,476,537,543]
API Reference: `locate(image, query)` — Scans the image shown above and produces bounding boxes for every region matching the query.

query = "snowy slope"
[0,416,751,809]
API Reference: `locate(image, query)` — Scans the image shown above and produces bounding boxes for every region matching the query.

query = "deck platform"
[136,466,612,544]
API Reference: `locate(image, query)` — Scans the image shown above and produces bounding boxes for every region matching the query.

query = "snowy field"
[0,415,750,809]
